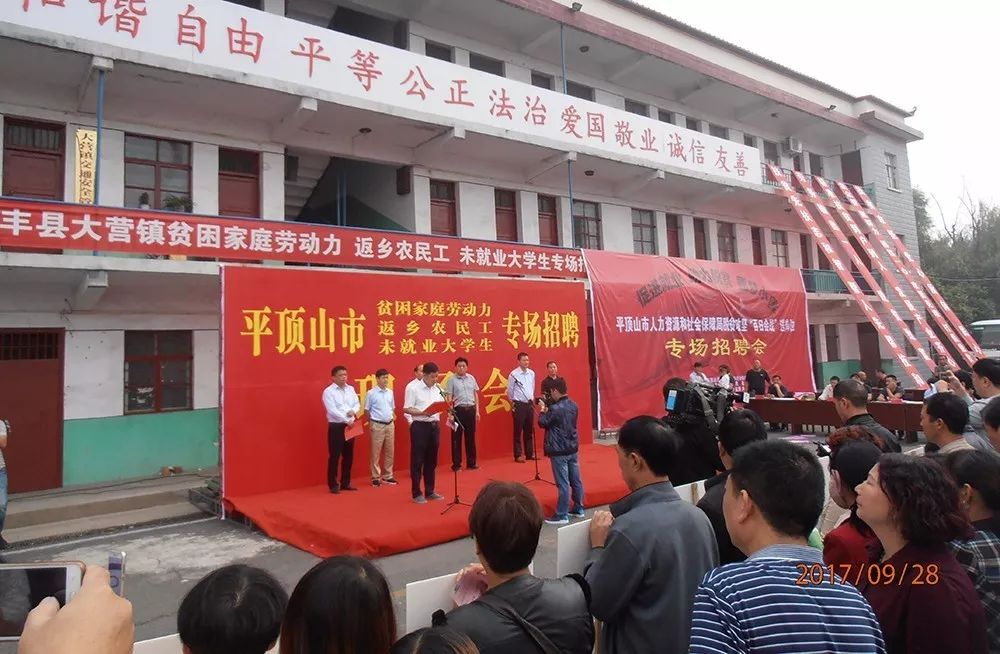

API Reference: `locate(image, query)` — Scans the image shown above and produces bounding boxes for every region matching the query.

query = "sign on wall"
[9,0,761,184]
[74,129,97,204]
[0,199,586,277]
[586,250,813,430]
[221,266,591,498]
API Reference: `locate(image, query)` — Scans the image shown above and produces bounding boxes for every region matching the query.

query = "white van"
[970,319,1000,359]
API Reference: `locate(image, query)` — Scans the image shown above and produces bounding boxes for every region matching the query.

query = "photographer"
[661,378,724,485]
[538,379,585,524]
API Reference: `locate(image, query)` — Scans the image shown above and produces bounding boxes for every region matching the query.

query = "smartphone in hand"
[0,562,85,641]
[107,552,126,597]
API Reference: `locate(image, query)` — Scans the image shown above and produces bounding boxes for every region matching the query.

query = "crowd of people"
[11,358,1000,654]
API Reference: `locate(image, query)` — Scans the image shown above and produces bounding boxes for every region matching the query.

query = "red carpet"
[226,443,628,558]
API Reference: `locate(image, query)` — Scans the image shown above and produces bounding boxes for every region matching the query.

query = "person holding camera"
[538,379,585,525]
[661,378,724,486]
[540,361,564,403]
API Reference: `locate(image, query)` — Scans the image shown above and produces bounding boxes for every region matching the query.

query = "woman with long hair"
[280,556,396,654]
[855,455,987,653]
[941,449,1000,651]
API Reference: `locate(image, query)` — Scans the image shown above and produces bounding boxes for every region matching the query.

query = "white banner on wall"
[8,0,761,184]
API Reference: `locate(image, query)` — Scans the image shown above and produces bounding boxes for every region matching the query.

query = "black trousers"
[327,422,354,490]
[451,406,478,468]
[410,421,440,498]
[512,401,535,458]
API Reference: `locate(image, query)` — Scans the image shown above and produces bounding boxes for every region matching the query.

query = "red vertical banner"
[585,250,813,430]
[221,267,591,498]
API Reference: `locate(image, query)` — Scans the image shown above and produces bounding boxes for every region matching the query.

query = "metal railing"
[801,269,884,295]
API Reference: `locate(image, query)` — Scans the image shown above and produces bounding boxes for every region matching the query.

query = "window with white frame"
[631,209,656,255]
[771,229,789,267]
[884,152,899,190]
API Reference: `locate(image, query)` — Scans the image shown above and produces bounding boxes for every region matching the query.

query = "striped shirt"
[689,544,885,654]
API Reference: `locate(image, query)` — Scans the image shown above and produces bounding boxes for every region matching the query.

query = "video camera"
[663,382,737,433]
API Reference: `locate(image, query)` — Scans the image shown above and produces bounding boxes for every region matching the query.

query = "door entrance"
[0,330,64,492]
[857,323,881,380]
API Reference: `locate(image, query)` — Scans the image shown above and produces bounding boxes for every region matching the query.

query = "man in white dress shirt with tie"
[404,361,446,504]
[322,365,361,494]
[507,352,537,462]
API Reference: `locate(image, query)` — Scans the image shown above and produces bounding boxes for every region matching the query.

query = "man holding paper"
[404,361,448,504]
[322,365,361,494]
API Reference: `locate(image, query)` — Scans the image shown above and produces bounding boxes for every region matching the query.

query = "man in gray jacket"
[584,415,718,654]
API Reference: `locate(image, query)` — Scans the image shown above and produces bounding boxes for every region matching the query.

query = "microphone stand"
[439,388,472,515]
[524,397,555,487]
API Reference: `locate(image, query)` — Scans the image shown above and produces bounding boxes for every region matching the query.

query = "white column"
[63,124,76,202]
[672,113,687,128]
[654,210,668,256]
[594,89,625,110]
[788,236,803,269]
[408,34,426,56]
[810,236,820,270]
[696,120,709,134]
[558,196,573,247]
[262,0,284,15]
[680,214,696,258]
[729,128,745,145]
[261,151,284,221]
[706,218,719,261]
[192,143,219,216]
[193,329,220,410]
[413,174,432,234]
[99,128,125,207]
[456,181,495,240]
[761,227,775,266]
[600,204,632,253]
[453,48,470,68]
[814,324,828,363]
[506,63,531,84]
[735,224,754,263]
[839,324,861,360]
[517,190,540,244]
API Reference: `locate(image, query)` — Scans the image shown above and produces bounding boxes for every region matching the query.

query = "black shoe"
[382,478,398,485]
[451,465,461,472]
[467,464,479,470]
[526,456,536,460]
[372,479,381,487]
[342,485,358,491]
[330,487,340,494]
[0,536,8,550]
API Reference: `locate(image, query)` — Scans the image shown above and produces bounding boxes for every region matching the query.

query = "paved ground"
[0,511,568,651]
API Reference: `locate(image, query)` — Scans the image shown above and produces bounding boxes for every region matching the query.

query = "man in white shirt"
[689,362,710,385]
[506,352,537,462]
[404,361,447,504]
[365,368,398,487]
[717,365,733,391]
[321,365,361,494]
[818,375,840,401]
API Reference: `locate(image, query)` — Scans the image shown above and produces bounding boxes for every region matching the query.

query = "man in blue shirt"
[365,368,397,487]
[689,439,885,654]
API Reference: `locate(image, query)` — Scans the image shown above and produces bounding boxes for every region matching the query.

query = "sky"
[633,0,998,230]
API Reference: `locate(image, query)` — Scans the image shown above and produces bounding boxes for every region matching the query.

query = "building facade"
[0,0,924,490]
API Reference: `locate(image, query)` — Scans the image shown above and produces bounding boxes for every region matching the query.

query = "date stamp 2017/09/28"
[795,563,940,586]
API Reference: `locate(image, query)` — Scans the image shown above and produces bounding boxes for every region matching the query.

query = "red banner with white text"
[0,199,585,278]
[222,266,591,498]
[586,251,812,430]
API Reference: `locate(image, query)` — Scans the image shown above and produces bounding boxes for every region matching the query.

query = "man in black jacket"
[433,481,594,654]
[538,378,584,525]
[832,379,901,452]
[696,409,767,564]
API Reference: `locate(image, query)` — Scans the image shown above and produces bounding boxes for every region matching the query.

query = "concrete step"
[3,472,216,543]
[4,502,205,546]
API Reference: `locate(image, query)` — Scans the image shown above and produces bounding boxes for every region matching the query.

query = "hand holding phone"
[18,567,133,654]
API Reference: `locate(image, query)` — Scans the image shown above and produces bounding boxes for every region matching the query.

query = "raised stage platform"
[226,443,627,558]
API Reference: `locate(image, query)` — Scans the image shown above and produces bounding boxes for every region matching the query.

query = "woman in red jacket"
[823,439,883,572]
[856,455,987,654]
